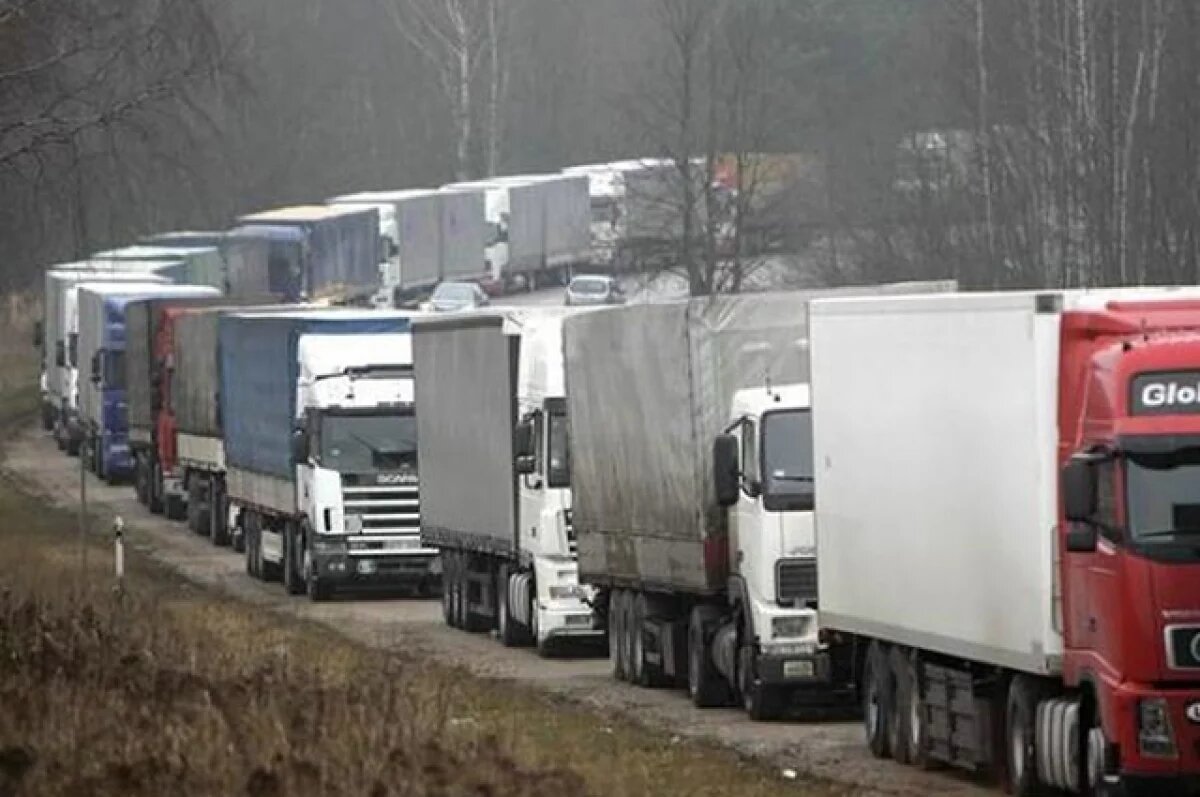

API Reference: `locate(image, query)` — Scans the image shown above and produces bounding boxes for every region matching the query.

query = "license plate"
[783,660,814,679]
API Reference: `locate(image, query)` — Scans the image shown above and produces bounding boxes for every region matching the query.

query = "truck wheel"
[739,645,783,721]
[283,523,304,596]
[244,513,259,579]
[149,461,164,514]
[497,565,523,647]
[609,590,627,681]
[687,606,727,708]
[863,641,893,759]
[441,554,455,626]
[208,478,228,547]
[1006,676,1047,797]
[628,592,648,686]
[134,456,149,506]
[186,479,202,534]
[901,650,933,769]
[165,493,186,522]
[888,646,913,764]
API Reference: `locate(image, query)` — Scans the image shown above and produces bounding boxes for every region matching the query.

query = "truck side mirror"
[713,433,740,507]
[33,320,43,349]
[1065,524,1098,553]
[1062,457,1098,522]
[515,455,537,475]
[290,428,308,464]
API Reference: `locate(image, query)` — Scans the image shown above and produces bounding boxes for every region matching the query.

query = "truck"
[76,282,219,481]
[809,289,1200,794]
[142,230,272,296]
[440,180,511,294]
[220,310,438,599]
[329,189,488,301]
[125,295,276,518]
[91,244,226,290]
[491,174,589,288]
[44,262,182,454]
[237,206,382,302]
[563,159,677,272]
[413,309,603,654]
[564,282,954,720]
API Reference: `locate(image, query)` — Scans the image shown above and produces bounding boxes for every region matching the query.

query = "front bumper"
[757,648,833,687]
[1103,679,1200,785]
[538,601,604,641]
[313,550,439,586]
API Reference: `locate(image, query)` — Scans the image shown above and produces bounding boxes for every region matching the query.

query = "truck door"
[1067,458,1126,676]
[734,419,765,594]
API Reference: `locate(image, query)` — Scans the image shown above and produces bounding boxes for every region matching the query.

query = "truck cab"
[513,379,599,651]
[289,332,437,594]
[714,383,844,717]
[1058,296,1200,788]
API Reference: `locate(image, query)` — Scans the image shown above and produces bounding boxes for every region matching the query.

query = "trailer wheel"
[244,512,259,579]
[1006,675,1047,797]
[208,477,229,547]
[739,645,783,721]
[687,606,727,708]
[134,455,149,506]
[888,646,913,764]
[609,590,627,681]
[902,650,934,769]
[440,554,454,625]
[149,460,164,514]
[863,641,893,759]
[628,592,648,686]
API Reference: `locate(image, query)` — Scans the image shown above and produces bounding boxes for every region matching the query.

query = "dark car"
[423,281,490,313]
[565,275,625,306]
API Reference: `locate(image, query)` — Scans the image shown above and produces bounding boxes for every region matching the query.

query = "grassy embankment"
[0,304,852,796]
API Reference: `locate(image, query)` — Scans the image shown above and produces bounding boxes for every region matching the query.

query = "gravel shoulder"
[4,427,996,796]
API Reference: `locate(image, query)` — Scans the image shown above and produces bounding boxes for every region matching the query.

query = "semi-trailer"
[125,295,277,518]
[44,262,183,454]
[76,282,219,482]
[809,289,1200,794]
[220,310,438,600]
[412,309,603,654]
[91,244,225,290]
[237,205,382,302]
[564,282,954,720]
[141,230,272,296]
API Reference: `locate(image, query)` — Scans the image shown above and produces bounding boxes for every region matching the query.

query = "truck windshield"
[1125,447,1200,543]
[761,409,814,512]
[319,413,417,474]
[547,409,570,488]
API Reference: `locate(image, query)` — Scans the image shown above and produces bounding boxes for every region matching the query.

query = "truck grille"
[341,478,419,536]
[777,559,817,606]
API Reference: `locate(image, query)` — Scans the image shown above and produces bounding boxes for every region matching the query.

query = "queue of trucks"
[29,157,1200,795]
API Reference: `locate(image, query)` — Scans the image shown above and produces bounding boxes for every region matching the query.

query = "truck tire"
[208,477,229,547]
[863,641,893,759]
[283,523,304,596]
[1006,675,1048,797]
[888,646,913,764]
[186,479,203,535]
[739,645,783,721]
[165,493,186,522]
[628,592,648,686]
[901,650,933,769]
[441,553,456,627]
[496,564,523,647]
[609,590,627,681]
[461,562,490,633]
[134,455,149,506]
[687,606,727,708]
[244,512,259,579]
[149,461,164,514]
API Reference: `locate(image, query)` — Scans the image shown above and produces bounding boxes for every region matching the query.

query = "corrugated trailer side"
[439,189,487,283]
[412,313,519,556]
[810,291,1064,674]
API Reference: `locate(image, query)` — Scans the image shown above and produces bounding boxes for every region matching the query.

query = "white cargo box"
[810,291,1064,676]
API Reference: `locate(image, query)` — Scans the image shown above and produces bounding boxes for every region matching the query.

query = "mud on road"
[5,427,996,796]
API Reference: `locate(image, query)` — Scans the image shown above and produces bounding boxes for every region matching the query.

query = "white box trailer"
[811,291,1063,674]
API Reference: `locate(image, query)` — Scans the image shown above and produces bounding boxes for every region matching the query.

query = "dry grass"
[0,309,853,797]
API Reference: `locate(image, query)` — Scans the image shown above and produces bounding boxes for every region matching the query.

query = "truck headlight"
[1138,698,1177,758]
[313,537,348,555]
[548,584,585,601]
[772,616,810,640]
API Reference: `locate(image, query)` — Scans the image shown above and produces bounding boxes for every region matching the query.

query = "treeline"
[1,0,1198,293]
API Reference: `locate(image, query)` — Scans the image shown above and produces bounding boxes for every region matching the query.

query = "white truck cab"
[511,317,598,649]
[713,382,835,718]
[285,332,437,591]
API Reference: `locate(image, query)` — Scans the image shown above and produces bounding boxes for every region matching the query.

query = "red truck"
[811,289,1200,796]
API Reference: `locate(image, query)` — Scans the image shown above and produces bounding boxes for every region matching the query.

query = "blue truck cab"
[76,283,219,482]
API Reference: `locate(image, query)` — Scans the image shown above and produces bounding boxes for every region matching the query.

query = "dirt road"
[5,427,995,796]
